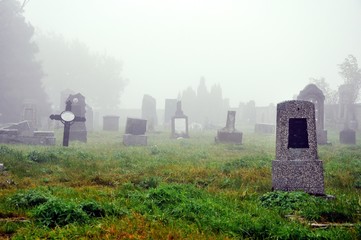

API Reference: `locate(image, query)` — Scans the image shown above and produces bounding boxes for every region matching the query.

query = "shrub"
[32,199,89,227]
[27,151,58,163]
[79,201,105,218]
[9,189,51,209]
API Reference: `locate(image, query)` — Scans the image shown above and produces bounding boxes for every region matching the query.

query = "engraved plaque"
[288,118,309,148]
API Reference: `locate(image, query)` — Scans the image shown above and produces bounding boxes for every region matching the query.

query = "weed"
[9,189,51,209]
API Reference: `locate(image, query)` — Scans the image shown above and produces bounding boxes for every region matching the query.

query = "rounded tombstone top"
[297,84,325,101]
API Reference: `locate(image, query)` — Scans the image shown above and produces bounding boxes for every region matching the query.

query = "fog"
[23,0,361,109]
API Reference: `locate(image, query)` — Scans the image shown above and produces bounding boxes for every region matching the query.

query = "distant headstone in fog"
[103,115,120,131]
[215,111,242,144]
[272,100,325,195]
[297,84,328,145]
[141,94,158,131]
[22,99,37,130]
[66,93,87,143]
[164,99,177,126]
[338,84,356,144]
[254,123,275,134]
[123,117,147,146]
[171,101,189,138]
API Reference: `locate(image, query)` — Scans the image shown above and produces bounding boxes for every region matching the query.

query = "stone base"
[215,131,242,144]
[340,129,356,144]
[317,130,328,145]
[254,124,275,134]
[272,160,325,195]
[123,134,147,146]
[69,131,87,143]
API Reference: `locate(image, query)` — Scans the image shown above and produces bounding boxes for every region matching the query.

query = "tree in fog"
[35,33,126,113]
[0,0,50,122]
[310,77,338,104]
[338,55,361,103]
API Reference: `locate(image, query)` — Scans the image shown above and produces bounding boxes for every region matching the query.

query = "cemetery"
[0,99,360,238]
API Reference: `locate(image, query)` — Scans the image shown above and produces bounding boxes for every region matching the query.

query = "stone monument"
[297,84,328,144]
[215,111,242,144]
[22,99,37,130]
[66,93,87,143]
[123,117,147,146]
[338,84,356,144]
[50,100,86,146]
[141,94,158,131]
[171,101,189,138]
[103,115,120,131]
[272,100,325,195]
[164,99,177,126]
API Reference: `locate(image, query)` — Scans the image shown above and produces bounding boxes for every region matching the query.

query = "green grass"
[0,129,359,239]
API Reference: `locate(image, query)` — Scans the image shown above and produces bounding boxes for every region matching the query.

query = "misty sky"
[23,0,361,109]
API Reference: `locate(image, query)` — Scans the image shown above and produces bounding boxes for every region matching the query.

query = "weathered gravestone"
[50,100,86,146]
[254,123,275,134]
[66,93,87,142]
[123,117,147,146]
[297,84,328,145]
[103,115,120,131]
[141,94,158,131]
[0,121,55,145]
[272,100,325,195]
[338,84,356,144]
[215,111,242,144]
[22,99,37,130]
[171,101,189,138]
[164,99,177,126]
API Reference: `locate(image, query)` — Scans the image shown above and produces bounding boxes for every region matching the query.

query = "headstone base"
[123,134,147,146]
[317,130,328,145]
[272,160,325,195]
[340,129,356,144]
[215,131,242,144]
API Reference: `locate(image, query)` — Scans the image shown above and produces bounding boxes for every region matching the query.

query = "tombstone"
[338,84,356,144]
[272,100,325,195]
[50,100,86,146]
[123,117,147,146]
[85,105,94,132]
[297,84,328,145]
[103,115,120,131]
[215,111,242,144]
[66,93,87,142]
[0,121,55,146]
[171,101,189,138]
[22,99,37,130]
[164,99,177,126]
[254,123,275,134]
[141,95,158,131]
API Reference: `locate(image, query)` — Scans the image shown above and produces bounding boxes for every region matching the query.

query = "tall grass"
[0,129,359,239]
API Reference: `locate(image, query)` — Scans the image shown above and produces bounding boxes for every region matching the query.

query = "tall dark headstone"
[297,84,328,144]
[141,94,158,131]
[66,93,87,143]
[50,100,86,146]
[272,100,325,195]
[215,111,242,144]
[171,101,189,138]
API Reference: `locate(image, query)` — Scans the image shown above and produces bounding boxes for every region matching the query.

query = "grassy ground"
[0,129,360,239]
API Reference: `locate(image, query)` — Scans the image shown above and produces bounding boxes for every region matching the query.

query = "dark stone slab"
[125,118,147,135]
[215,131,242,144]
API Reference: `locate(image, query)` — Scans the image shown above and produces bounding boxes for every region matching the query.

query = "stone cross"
[49,100,86,146]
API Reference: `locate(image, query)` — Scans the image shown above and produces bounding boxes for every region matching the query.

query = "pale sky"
[23,0,361,109]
